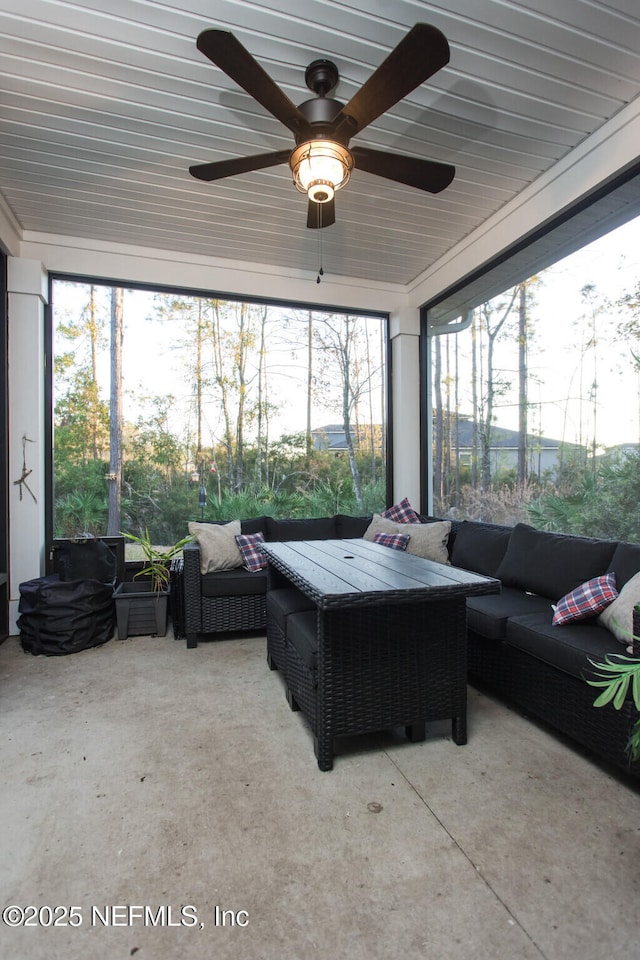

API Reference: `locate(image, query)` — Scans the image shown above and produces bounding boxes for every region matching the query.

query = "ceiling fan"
[189,23,455,229]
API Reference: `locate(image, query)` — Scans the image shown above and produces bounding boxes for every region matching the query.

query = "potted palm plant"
[114,530,192,639]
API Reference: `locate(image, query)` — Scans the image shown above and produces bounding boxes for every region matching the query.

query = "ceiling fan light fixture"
[290,140,353,203]
[308,180,334,203]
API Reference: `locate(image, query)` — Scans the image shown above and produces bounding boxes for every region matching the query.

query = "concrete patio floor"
[0,628,638,960]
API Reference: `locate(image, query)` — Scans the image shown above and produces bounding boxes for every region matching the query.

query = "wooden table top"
[261,538,500,610]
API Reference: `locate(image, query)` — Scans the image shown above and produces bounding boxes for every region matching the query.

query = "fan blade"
[333,23,449,138]
[307,197,336,229]
[197,30,311,137]
[351,146,454,193]
[190,149,291,182]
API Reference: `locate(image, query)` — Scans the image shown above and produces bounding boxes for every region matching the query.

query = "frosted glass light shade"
[290,140,353,203]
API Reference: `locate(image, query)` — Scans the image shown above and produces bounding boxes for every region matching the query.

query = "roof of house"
[451,418,567,450]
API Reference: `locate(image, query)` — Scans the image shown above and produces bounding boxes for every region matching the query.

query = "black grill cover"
[57,538,117,583]
[18,574,115,656]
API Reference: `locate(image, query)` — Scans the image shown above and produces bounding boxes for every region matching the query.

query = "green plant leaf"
[628,720,640,763]
[633,668,640,711]
[588,654,637,673]
[613,675,631,710]
[592,685,622,708]
[122,529,192,591]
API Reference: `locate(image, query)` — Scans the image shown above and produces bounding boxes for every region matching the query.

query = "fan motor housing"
[297,96,344,131]
[296,58,348,143]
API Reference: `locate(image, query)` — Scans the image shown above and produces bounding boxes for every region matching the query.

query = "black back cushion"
[495,523,617,601]
[450,521,512,577]
[266,516,337,541]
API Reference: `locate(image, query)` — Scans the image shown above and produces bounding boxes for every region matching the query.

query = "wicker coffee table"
[262,538,500,770]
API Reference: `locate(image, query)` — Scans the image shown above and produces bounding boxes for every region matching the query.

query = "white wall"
[389,308,422,509]
[20,233,409,317]
[7,259,48,633]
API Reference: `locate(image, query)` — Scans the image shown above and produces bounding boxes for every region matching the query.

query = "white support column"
[7,258,48,634]
[389,308,422,511]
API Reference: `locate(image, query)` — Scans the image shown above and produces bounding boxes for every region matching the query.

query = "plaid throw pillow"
[374,532,410,551]
[552,573,618,625]
[381,497,421,524]
[235,532,267,572]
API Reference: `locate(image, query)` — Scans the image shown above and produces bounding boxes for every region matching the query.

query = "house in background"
[449,416,579,479]
[313,425,349,454]
[608,443,640,459]
[317,416,583,479]
[312,424,383,455]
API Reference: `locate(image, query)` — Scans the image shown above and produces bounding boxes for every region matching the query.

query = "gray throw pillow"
[364,515,451,565]
[598,570,640,650]
[403,520,451,565]
[188,520,242,575]
[363,514,400,542]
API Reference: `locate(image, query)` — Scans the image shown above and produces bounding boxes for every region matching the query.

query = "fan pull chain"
[316,205,324,283]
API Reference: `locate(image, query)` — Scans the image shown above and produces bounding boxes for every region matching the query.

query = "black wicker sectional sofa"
[183,514,372,647]
[183,512,640,778]
[448,520,640,778]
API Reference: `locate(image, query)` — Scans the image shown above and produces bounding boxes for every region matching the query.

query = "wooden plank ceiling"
[0,0,638,286]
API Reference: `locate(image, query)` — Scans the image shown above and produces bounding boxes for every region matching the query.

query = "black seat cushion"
[286,610,318,671]
[505,612,624,680]
[266,588,315,632]
[201,568,268,598]
[467,588,552,640]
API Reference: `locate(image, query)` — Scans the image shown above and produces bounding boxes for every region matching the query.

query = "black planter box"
[114,582,169,639]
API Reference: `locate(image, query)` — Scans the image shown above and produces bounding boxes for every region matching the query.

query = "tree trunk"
[471,310,478,488]
[234,303,248,492]
[89,286,100,458]
[454,335,460,507]
[379,323,386,466]
[341,318,362,508]
[306,311,313,461]
[444,336,452,498]
[480,305,494,493]
[517,283,528,486]
[256,305,267,485]
[343,387,363,509]
[107,287,123,536]
[366,327,376,481]
[212,301,235,490]
[194,300,204,467]
[433,336,443,507]
[480,288,518,492]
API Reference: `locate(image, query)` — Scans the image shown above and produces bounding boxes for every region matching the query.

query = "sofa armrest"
[183,542,203,637]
